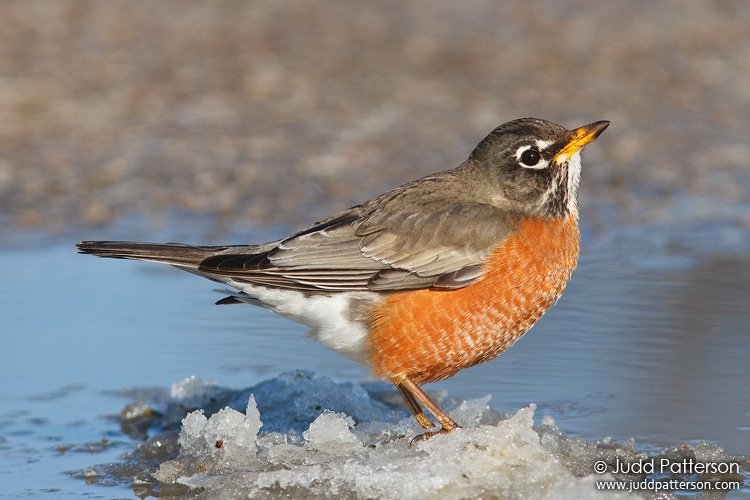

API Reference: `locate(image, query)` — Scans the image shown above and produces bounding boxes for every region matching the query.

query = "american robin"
[77,117,608,441]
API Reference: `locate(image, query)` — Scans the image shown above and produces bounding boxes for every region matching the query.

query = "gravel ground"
[1,0,749,245]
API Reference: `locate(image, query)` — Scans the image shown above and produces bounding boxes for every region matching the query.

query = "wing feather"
[197,169,520,292]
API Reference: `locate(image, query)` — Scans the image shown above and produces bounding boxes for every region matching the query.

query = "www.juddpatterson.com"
[593,459,743,493]
[595,478,742,494]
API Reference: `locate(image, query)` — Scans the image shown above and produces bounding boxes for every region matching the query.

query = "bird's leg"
[396,376,460,442]
[396,383,434,430]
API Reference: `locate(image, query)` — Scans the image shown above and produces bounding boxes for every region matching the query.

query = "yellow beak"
[553,120,610,164]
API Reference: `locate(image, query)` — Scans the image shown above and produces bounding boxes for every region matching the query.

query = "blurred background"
[1,0,748,245]
[1,1,749,497]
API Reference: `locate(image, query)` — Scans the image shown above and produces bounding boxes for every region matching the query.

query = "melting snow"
[97,371,746,499]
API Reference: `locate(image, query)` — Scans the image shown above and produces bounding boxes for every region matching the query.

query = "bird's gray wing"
[199,173,519,292]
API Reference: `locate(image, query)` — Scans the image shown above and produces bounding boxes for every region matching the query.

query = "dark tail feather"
[75,241,226,268]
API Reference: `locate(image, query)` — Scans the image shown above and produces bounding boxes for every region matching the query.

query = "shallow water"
[1,230,749,497]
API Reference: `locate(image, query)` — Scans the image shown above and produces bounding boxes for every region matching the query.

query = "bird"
[77,117,609,441]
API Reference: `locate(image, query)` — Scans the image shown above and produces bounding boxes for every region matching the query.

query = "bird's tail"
[75,241,225,268]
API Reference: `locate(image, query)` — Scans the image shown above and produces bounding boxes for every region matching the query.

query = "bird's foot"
[409,421,461,445]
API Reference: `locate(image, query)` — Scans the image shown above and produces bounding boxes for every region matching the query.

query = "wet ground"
[1,1,749,498]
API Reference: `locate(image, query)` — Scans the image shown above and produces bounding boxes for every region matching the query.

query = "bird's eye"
[520,148,541,167]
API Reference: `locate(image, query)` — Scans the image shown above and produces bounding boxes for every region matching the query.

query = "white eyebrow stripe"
[535,139,553,150]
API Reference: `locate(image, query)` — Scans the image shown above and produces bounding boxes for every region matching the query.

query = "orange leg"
[396,376,460,442]
[396,384,434,430]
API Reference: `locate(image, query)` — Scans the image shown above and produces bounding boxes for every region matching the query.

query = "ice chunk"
[91,372,745,499]
[170,375,223,407]
[154,395,262,483]
[174,403,633,499]
[302,410,362,456]
[449,394,493,427]
[228,370,403,436]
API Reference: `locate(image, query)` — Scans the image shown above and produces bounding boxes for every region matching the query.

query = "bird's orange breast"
[366,215,580,385]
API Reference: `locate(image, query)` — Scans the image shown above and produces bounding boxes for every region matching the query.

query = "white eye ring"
[516,145,550,170]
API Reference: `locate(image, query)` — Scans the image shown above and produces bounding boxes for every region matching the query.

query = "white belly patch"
[218,278,380,366]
